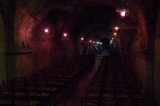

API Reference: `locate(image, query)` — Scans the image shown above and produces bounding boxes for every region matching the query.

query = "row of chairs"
[81,55,145,106]
[0,54,95,106]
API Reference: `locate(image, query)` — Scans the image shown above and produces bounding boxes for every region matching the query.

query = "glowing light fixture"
[116,8,129,18]
[44,28,49,33]
[114,32,117,36]
[61,32,69,41]
[114,26,119,31]
[96,41,100,44]
[89,40,92,43]
[121,11,126,17]
[63,33,67,37]
[81,37,84,41]
[116,0,130,18]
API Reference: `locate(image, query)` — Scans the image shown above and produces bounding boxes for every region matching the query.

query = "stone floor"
[57,55,104,106]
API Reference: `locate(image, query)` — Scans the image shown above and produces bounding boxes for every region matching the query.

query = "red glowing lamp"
[89,40,92,43]
[61,32,69,41]
[44,28,49,33]
[63,33,67,37]
[116,8,129,17]
[121,11,126,17]
[81,37,84,41]
[114,26,119,31]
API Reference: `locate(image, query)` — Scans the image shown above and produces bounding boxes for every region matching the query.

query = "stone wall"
[154,2,160,105]
[0,14,6,84]
[121,27,147,86]
[13,2,75,77]
[13,4,37,77]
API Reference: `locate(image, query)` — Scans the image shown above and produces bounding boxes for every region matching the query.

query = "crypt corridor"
[0,0,160,106]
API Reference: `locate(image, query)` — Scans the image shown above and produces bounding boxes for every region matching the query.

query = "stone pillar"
[145,52,155,105]
[144,11,157,105]
[1,1,17,80]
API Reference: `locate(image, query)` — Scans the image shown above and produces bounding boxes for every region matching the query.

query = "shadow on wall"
[0,14,6,85]
[154,5,160,105]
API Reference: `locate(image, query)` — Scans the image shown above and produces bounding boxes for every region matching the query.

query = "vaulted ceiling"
[34,0,138,41]
[0,0,151,41]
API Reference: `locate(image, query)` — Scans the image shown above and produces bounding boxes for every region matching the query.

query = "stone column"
[144,10,157,105]
[145,52,155,105]
[1,1,17,80]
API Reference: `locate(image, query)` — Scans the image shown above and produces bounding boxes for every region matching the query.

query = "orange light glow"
[114,32,117,36]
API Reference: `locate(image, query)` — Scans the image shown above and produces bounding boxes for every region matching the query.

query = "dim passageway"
[81,53,146,106]
[0,0,160,105]
[57,53,105,106]
[57,51,150,106]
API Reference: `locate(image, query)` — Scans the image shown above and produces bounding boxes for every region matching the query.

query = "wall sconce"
[116,0,130,18]
[89,40,92,43]
[81,37,84,41]
[113,32,117,36]
[63,33,68,37]
[44,28,49,33]
[114,26,119,31]
[61,32,69,41]
[116,8,129,18]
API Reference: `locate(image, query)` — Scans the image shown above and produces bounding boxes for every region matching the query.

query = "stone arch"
[22,0,148,42]
[14,1,76,71]
[14,0,151,80]
[124,1,148,86]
